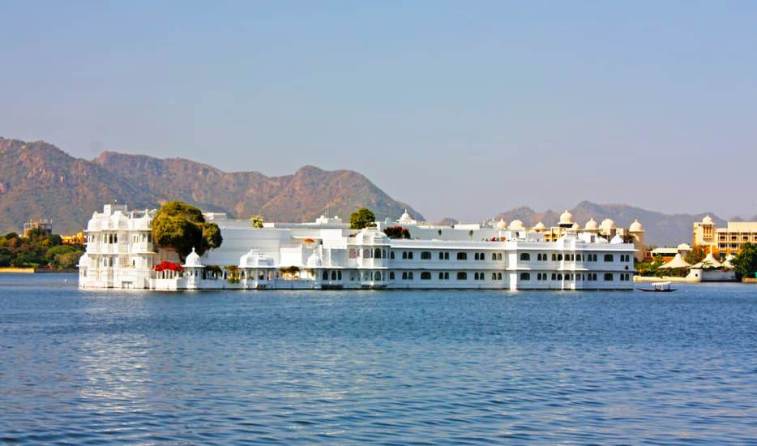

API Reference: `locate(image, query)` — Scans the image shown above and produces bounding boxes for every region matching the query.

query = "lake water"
[1,274,756,444]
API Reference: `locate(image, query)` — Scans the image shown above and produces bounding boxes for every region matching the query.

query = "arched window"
[557,274,563,280]
[374,248,382,258]
[390,251,395,259]
[374,271,382,281]
[331,271,337,280]
[363,248,372,258]
[520,253,530,261]
[322,271,329,280]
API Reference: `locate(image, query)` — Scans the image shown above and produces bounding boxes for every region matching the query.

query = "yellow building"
[61,231,86,246]
[693,216,757,256]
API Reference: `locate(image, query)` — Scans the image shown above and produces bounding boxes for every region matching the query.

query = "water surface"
[1,274,756,444]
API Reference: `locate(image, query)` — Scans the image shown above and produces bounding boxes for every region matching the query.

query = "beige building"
[693,216,757,256]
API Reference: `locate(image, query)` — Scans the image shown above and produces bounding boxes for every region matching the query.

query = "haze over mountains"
[0,137,422,234]
[0,136,743,245]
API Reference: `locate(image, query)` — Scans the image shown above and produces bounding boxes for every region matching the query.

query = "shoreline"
[0,267,78,274]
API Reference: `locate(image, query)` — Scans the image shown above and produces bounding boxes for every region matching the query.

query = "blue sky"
[2,1,756,221]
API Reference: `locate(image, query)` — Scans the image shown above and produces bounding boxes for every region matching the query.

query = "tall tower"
[628,219,646,261]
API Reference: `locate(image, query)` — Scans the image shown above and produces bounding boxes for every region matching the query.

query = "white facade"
[80,205,636,291]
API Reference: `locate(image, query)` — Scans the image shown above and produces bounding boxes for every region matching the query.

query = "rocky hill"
[494,201,727,246]
[0,137,423,233]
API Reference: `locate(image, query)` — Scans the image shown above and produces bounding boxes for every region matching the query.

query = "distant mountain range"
[493,201,727,246]
[0,136,745,245]
[0,137,422,234]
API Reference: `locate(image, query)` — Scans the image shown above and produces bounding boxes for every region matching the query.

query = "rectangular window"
[457,252,467,261]
[520,272,530,281]
[456,272,467,280]
[421,251,431,260]
[604,273,613,281]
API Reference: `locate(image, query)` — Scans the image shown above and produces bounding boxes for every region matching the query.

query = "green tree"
[350,208,376,230]
[249,215,264,229]
[732,243,757,280]
[151,201,223,260]
[55,251,83,269]
[684,246,706,265]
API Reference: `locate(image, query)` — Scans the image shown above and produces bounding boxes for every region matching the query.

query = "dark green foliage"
[350,208,376,230]
[0,232,82,269]
[732,243,757,280]
[151,201,223,260]
[684,246,706,265]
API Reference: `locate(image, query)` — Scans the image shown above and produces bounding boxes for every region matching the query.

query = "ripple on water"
[1,278,757,444]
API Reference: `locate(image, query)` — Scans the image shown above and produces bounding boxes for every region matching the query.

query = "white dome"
[571,222,580,230]
[532,221,546,231]
[508,219,525,231]
[398,209,416,225]
[183,247,204,268]
[600,218,616,230]
[78,254,91,268]
[354,227,389,245]
[584,218,598,230]
[239,249,275,268]
[677,243,691,251]
[629,219,644,232]
[702,215,714,225]
[306,252,323,268]
[559,210,573,225]
[495,218,507,230]
[610,234,625,244]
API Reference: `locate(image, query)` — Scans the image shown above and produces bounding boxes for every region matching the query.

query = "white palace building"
[79,204,639,291]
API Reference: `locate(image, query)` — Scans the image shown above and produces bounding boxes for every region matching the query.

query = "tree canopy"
[0,231,83,269]
[684,246,706,265]
[383,225,410,239]
[249,215,264,229]
[732,243,757,280]
[151,201,223,260]
[350,208,376,230]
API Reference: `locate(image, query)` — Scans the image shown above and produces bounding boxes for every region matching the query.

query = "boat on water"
[639,281,675,292]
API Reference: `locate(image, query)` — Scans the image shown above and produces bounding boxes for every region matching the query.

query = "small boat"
[638,281,675,292]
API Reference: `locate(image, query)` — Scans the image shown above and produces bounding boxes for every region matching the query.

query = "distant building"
[692,216,757,256]
[650,243,691,262]
[22,219,53,237]
[61,231,86,245]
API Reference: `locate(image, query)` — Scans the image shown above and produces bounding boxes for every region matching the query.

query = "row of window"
[349,249,632,263]
[522,253,624,262]
[349,248,389,259]
[522,272,627,281]
[322,270,344,281]
[387,271,505,281]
